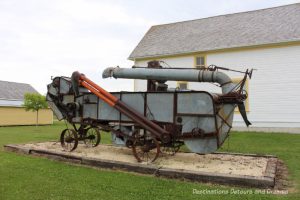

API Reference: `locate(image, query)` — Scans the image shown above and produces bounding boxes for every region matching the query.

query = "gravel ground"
[22,142,269,177]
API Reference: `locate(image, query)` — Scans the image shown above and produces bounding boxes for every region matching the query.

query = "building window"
[177,81,188,90]
[195,55,206,69]
[232,78,250,112]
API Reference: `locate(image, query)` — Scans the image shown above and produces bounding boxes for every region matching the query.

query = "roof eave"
[128,39,300,61]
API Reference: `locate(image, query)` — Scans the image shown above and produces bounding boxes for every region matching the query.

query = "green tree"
[23,93,48,126]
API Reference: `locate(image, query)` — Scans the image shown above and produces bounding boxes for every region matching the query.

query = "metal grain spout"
[102,67,234,94]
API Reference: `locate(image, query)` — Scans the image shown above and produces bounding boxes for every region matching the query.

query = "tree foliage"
[23,93,48,111]
[23,93,48,126]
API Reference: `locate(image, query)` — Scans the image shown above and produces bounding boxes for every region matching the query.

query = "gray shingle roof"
[0,80,39,100]
[129,3,300,60]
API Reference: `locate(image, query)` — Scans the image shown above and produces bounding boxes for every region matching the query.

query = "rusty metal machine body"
[47,61,252,162]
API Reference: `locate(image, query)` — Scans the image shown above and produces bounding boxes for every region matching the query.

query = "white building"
[128,4,300,132]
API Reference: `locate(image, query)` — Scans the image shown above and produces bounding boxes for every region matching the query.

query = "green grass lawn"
[0,122,299,200]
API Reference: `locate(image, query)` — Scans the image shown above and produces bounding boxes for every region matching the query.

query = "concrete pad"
[4,142,278,188]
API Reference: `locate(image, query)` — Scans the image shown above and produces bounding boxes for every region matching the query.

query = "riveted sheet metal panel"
[59,78,71,94]
[184,137,218,153]
[98,94,120,121]
[181,116,216,133]
[216,104,235,145]
[177,92,214,115]
[120,93,145,121]
[46,94,64,120]
[48,84,58,96]
[82,94,98,119]
[178,92,218,154]
[146,93,174,122]
[181,116,217,153]
[62,95,74,105]
[83,94,98,104]
[83,104,97,119]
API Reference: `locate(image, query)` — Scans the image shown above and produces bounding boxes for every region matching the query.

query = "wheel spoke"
[60,128,78,152]
[84,127,101,147]
[132,135,160,163]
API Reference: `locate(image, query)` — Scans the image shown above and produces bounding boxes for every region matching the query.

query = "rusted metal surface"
[46,61,252,163]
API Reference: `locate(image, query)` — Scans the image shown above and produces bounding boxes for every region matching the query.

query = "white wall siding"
[208,45,300,127]
[134,45,300,128]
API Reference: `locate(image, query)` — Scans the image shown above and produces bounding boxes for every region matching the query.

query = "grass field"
[0,122,299,200]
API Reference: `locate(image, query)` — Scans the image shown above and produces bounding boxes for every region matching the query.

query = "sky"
[0,0,299,94]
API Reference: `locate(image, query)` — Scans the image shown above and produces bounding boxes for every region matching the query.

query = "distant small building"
[0,80,53,126]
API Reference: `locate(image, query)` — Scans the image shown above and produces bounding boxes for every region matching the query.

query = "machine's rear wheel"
[84,127,101,147]
[132,135,160,163]
[60,129,78,151]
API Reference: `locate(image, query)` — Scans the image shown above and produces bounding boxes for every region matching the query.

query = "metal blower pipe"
[102,67,234,94]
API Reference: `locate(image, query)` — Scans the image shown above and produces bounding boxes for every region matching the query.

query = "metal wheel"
[84,127,101,147]
[132,135,160,163]
[60,129,78,151]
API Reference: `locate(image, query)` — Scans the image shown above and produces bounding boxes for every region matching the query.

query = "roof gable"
[129,3,300,60]
[0,80,39,100]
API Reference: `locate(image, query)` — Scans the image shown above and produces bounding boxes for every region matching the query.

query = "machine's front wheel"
[84,127,101,147]
[132,136,160,163]
[60,129,78,151]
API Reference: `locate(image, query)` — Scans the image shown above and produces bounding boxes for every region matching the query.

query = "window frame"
[194,54,207,69]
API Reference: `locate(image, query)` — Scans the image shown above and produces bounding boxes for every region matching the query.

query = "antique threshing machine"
[46,61,253,162]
